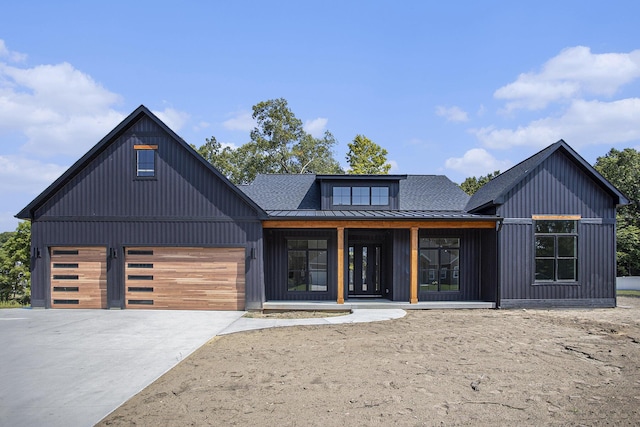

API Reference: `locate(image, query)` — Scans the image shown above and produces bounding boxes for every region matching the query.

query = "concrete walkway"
[0,308,404,427]
[220,308,406,334]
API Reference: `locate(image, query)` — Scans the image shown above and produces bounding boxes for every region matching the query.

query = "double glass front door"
[348,244,382,296]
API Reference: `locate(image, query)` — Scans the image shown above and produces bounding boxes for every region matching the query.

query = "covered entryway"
[348,244,383,296]
[347,230,391,298]
[50,246,107,308]
[124,247,245,310]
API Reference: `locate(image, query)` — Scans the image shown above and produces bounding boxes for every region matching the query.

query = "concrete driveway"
[0,308,244,427]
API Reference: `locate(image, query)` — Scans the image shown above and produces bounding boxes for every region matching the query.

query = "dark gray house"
[17,106,628,310]
[467,141,628,308]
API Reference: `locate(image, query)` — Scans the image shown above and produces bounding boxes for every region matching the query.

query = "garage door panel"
[125,247,245,310]
[50,247,107,309]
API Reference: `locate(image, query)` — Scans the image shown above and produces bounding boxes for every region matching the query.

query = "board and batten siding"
[29,115,264,310]
[497,151,618,307]
[263,229,338,301]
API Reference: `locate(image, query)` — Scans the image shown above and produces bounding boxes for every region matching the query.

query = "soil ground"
[99,297,640,426]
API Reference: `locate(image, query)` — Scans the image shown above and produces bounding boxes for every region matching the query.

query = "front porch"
[263,219,499,307]
[263,299,496,311]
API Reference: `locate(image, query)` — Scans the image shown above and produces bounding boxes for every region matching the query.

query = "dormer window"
[333,187,351,205]
[371,187,389,205]
[331,186,390,206]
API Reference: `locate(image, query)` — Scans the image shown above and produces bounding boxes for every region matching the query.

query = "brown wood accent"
[133,144,158,150]
[263,219,497,229]
[50,247,107,309]
[410,227,418,304]
[336,227,345,304]
[125,247,245,310]
[532,215,581,220]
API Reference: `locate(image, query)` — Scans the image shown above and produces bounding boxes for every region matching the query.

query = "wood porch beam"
[337,227,344,304]
[262,219,497,229]
[410,227,418,304]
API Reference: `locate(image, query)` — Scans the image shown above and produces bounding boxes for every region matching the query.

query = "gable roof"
[466,140,630,213]
[17,105,266,220]
[240,173,472,216]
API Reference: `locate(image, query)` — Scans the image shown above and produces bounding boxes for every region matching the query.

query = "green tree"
[346,134,391,174]
[0,221,31,304]
[594,147,640,275]
[459,171,501,195]
[195,98,343,184]
[0,231,14,247]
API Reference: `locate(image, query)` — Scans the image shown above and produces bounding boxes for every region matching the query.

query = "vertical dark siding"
[480,228,498,302]
[500,153,615,219]
[498,151,618,306]
[29,115,264,309]
[264,229,337,301]
[392,229,411,301]
[417,229,483,301]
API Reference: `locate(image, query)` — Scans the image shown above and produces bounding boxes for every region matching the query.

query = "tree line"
[1,98,638,305]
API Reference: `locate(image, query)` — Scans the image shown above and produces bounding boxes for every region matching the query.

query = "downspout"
[495,218,504,309]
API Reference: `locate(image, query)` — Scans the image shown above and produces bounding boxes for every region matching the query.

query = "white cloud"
[222,111,255,131]
[193,121,210,132]
[387,159,399,173]
[0,155,67,194]
[495,46,640,111]
[0,59,125,157]
[475,98,640,149]
[435,106,469,122]
[153,107,189,132]
[303,117,328,137]
[0,39,27,62]
[445,148,512,177]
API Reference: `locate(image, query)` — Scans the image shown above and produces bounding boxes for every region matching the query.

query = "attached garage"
[124,247,246,310]
[50,247,107,309]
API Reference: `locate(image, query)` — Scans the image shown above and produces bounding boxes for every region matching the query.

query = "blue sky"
[1,1,639,231]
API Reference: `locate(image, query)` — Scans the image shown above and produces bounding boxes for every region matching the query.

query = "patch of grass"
[617,290,640,298]
[0,300,28,309]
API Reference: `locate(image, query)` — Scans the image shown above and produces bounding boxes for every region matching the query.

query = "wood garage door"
[125,247,245,310]
[50,247,107,309]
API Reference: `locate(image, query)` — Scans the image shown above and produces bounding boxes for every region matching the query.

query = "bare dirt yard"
[99,297,640,426]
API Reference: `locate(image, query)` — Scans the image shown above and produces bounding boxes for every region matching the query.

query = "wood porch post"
[410,226,418,304]
[337,226,345,304]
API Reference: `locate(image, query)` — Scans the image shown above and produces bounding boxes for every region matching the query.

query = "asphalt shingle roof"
[240,174,474,219]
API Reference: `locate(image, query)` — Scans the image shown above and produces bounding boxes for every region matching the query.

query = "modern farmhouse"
[17,106,628,310]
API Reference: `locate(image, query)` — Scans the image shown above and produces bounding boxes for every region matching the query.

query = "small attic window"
[134,145,157,177]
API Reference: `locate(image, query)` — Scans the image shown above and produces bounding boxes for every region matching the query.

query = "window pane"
[440,249,459,291]
[288,251,307,291]
[557,236,576,257]
[137,150,155,177]
[333,187,351,205]
[535,220,576,234]
[535,236,555,257]
[419,248,438,291]
[309,250,327,291]
[352,187,370,205]
[287,240,307,250]
[348,246,354,292]
[535,259,555,281]
[420,237,459,248]
[557,259,577,280]
[309,239,327,249]
[371,187,389,205]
